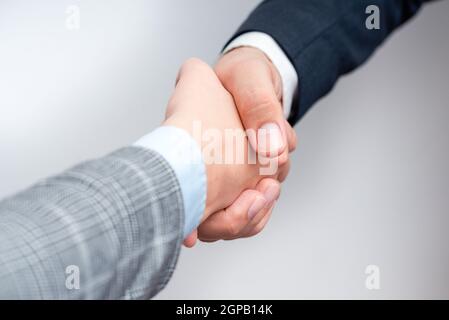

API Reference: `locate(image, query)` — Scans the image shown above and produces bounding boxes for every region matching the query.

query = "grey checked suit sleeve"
[0,146,184,299]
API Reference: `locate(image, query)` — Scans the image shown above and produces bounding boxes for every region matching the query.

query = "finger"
[168,58,219,119]
[237,179,280,235]
[263,121,295,172]
[198,189,267,241]
[183,229,198,248]
[277,159,290,183]
[285,119,297,152]
[176,57,221,93]
[245,202,275,237]
[237,198,272,236]
[198,178,280,242]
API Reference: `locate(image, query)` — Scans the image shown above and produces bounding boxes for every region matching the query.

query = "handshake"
[162,47,297,247]
[0,0,430,300]
[0,44,299,300]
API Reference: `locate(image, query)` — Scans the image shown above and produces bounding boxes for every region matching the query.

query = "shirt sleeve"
[223,31,298,119]
[134,126,206,238]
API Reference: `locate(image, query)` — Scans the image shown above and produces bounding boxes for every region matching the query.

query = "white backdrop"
[0,0,449,299]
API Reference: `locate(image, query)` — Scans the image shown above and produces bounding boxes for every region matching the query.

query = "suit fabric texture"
[231,0,432,124]
[0,147,184,299]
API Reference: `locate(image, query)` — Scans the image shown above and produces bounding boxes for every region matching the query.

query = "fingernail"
[263,184,280,204]
[259,122,284,154]
[248,196,267,220]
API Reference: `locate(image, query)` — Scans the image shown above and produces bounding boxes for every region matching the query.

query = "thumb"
[217,54,287,157]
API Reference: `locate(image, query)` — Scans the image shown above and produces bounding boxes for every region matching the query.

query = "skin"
[192,47,298,245]
[163,58,289,246]
[215,46,297,158]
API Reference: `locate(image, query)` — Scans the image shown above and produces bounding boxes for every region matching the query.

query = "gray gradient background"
[0,0,448,299]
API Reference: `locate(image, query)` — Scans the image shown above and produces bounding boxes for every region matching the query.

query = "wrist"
[134,125,206,237]
[162,116,226,220]
[216,46,283,104]
[221,32,298,117]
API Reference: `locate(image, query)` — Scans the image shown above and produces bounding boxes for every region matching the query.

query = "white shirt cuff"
[223,31,298,119]
[134,126,206,239]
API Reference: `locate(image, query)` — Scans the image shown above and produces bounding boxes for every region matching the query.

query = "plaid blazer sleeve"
[0,146,185,299]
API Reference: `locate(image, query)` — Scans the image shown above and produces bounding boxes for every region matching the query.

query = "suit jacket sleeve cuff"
[134,126,206,238]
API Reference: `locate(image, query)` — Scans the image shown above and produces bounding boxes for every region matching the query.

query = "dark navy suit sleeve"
[230,0,433,125]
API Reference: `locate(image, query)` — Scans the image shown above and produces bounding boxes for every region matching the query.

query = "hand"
[164,58,285,232]
[215,46,297,159]
[182,47,297,246]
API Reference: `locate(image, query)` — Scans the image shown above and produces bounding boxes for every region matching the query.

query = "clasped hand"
[164,49,297,247]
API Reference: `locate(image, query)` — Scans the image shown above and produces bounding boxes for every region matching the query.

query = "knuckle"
[225,215,241,238]
[278,161,290,182]
[180,57,211,76]
[277,151,289,167]
[183,57,205,69]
